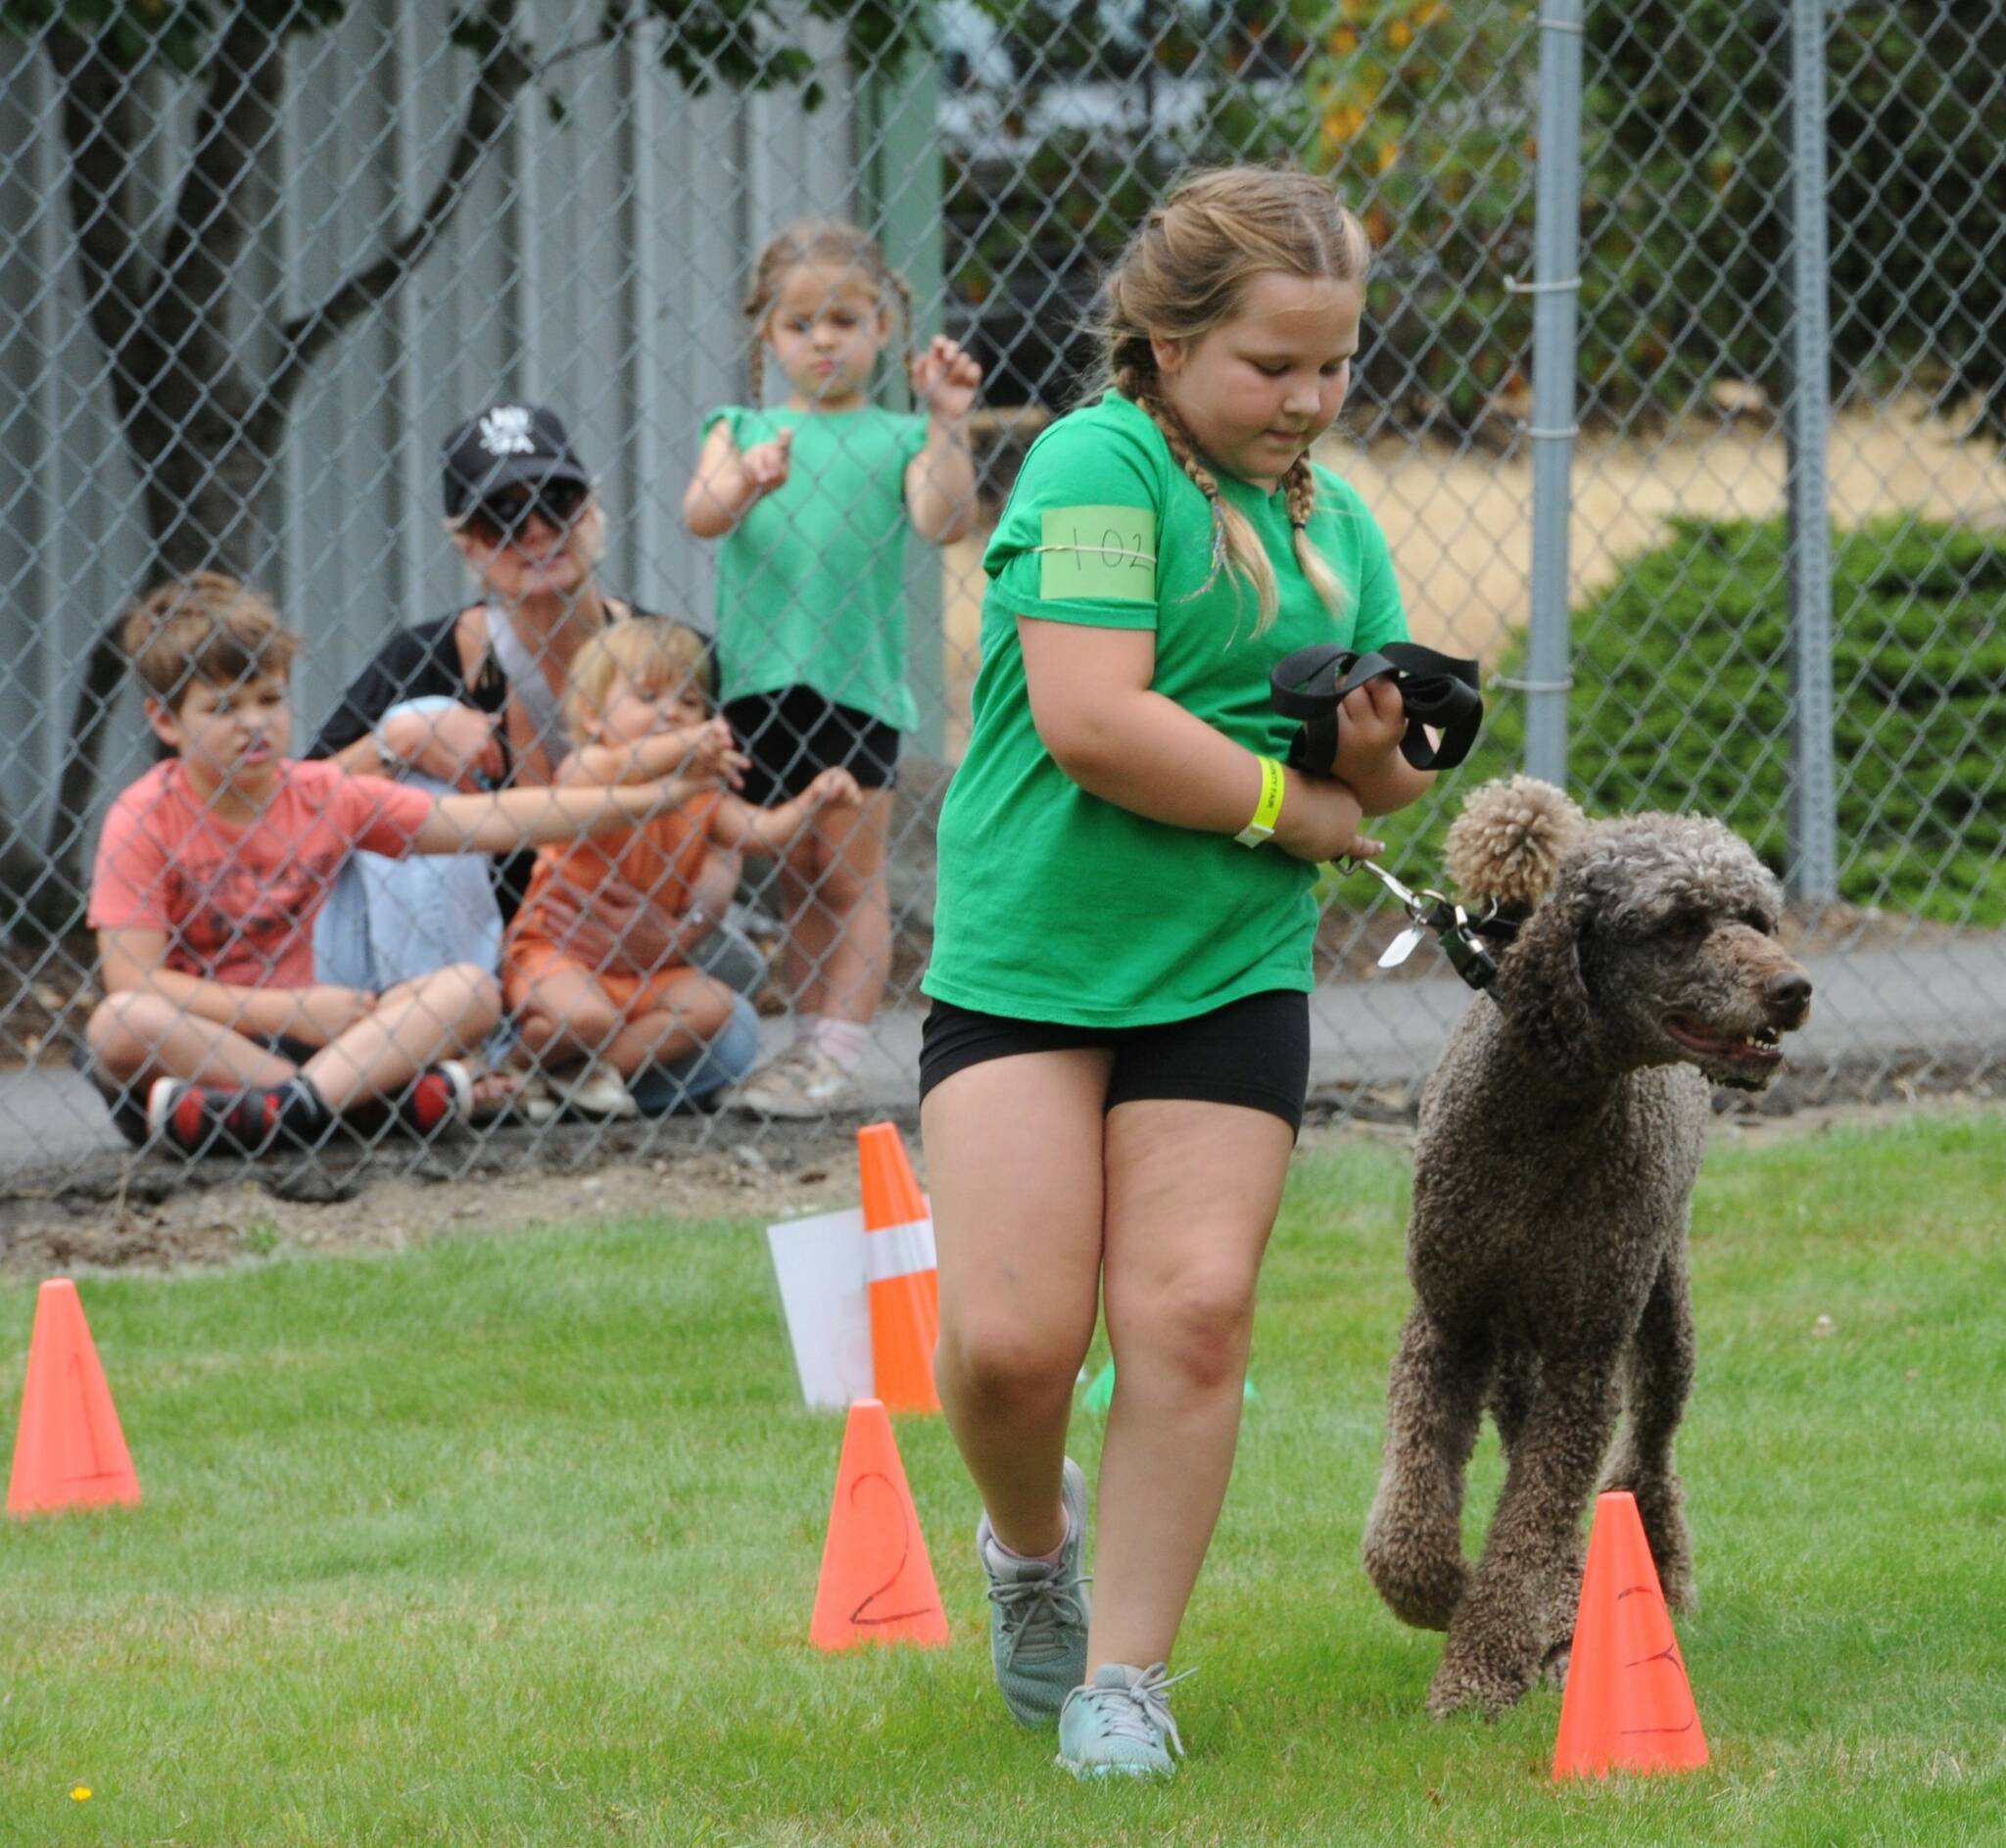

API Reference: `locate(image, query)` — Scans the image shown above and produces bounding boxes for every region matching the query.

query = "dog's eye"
[1663,911,1708,940]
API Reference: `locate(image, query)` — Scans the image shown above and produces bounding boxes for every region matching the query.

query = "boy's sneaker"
[147,1077,329,1157]
[397,1061,473,1137]
[729,1043,858,1119]
[1056,1662,1191,1779]
[979,1457,1090,1727]
[564,1062,639,1119]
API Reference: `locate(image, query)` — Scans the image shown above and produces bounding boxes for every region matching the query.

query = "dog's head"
[1481,807,1812,1091]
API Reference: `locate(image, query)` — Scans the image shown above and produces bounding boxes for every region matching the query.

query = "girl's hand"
[740,430,793,497]
[1271,773,1384,865]
[801,766,863,810]
[1329,677,1408,776]
[911,335,981,422]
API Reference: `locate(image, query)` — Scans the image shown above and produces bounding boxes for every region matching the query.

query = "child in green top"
[919,167,1434,1777]
[682,219,983,1117]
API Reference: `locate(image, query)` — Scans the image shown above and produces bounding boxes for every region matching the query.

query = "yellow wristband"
[1235,756,1286,847]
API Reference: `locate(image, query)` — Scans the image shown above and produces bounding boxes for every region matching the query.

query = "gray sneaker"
[977,1457,1090,1727]
[1056,1661,1191,1779]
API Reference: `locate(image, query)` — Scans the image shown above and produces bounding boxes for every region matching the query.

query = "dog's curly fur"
[1361,778,1813,1719]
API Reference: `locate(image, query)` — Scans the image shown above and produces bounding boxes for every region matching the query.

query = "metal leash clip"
[1341,858,1503,992]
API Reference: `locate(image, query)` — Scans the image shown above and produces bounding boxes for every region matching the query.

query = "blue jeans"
[314,697,764,1113]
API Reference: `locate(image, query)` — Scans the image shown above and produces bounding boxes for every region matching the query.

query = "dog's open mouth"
[1662,1014,1785,1077]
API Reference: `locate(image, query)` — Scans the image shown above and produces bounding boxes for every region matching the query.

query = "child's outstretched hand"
[740,428,792,497]
[675,716,749,785]
[801,766,863,810]
[911,335,982,422]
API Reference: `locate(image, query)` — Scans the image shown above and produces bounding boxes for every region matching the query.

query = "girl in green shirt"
[683,220,982,1118]
[919,167,1435,1777]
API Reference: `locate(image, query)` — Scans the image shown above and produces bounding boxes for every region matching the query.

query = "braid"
[742,254,780,404]
[1119,360,1282,635]
[1283,454,1344,617]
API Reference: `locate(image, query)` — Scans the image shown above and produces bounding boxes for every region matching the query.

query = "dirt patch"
[0,1116,877,1281]
[4,1087,1994,1285]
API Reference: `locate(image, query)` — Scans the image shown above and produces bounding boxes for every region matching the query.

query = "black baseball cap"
[441,403,591,520]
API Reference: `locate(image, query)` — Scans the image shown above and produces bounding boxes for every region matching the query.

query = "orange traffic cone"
[858,1122,939,1414]
[8,1279,142,1518]
[1552,1491,1708,1779]
[809,1398,950,1650]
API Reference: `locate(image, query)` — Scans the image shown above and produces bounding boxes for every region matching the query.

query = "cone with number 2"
[810,1398,948,1650]
[1552,1491,1709,1779]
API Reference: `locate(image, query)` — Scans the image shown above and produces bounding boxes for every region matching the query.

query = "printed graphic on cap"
[478,406,535,456]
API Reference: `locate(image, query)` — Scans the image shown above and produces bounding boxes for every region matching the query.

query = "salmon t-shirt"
[89,758,437,989]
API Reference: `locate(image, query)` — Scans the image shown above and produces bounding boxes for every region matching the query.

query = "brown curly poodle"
[1361,777,1813,1719]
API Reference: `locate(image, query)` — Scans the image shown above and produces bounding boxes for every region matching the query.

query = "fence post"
[1520,0,1585,787]
[1786,0,1838,902]
[859,52,947,759]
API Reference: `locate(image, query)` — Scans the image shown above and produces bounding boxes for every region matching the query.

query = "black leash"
[1266,640,1497,986]
[1269,642,1484,776]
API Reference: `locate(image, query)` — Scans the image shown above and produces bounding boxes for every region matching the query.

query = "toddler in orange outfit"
[505,618,857,1117]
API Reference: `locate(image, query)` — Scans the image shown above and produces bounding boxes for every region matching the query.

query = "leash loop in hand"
[1269,642,1483,775]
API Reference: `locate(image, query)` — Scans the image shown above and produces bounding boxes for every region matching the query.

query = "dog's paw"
[1426,1649,1538,1722]
[1363,1543,1468,1633]
[1540,1637,1571,1689]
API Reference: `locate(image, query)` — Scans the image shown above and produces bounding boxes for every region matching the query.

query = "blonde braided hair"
[1095,167,1370,634]
[742,220,915,404]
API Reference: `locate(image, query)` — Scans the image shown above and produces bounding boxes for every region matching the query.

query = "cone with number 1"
[857,1122,939,1414]
[8,1280,142,1517]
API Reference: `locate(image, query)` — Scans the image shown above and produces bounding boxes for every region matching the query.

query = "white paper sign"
[765,1207,873,1411]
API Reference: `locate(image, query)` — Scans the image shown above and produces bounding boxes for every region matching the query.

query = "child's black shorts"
[722,686,899,809]
[917,989,1311,1133]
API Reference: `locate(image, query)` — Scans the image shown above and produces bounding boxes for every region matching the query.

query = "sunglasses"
[460,478,590,545]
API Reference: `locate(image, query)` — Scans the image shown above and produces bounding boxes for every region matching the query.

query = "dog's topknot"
[1444,775,1588,912]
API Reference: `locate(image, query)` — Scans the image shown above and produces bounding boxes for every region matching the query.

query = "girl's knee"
[939,1316,1083,1412]
[1118,1265,1259,1395]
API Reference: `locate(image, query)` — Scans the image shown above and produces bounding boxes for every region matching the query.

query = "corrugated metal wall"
[0,1,921,870]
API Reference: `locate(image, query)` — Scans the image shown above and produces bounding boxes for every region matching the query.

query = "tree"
[0,0,931,937]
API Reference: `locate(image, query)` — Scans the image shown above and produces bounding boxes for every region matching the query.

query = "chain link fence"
[2,0,2002,1194]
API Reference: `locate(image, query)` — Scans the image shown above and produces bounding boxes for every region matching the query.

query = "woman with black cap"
[310,402,764,1116]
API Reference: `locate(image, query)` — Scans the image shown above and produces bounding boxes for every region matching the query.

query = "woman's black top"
[311,604,661,921]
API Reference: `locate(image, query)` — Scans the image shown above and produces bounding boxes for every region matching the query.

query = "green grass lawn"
[3,1112,2003,1846]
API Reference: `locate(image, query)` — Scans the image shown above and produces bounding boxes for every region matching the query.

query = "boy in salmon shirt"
[84,573,734,1155]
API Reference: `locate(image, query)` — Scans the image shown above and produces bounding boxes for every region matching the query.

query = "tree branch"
[156,12,286,353]
[44,24,159,421]
[261,0,534,421]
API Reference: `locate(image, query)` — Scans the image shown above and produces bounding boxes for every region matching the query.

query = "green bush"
[1382,516,2006,928]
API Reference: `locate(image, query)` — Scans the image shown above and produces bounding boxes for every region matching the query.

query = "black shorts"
[722,687,900,808]
[918,990,1311,1133]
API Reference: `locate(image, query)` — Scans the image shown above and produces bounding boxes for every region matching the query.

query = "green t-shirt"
[923,391,1409,1027]
[703,403,931,732]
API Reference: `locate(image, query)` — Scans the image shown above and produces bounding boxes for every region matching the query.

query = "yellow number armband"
[1235,756,1286,848]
